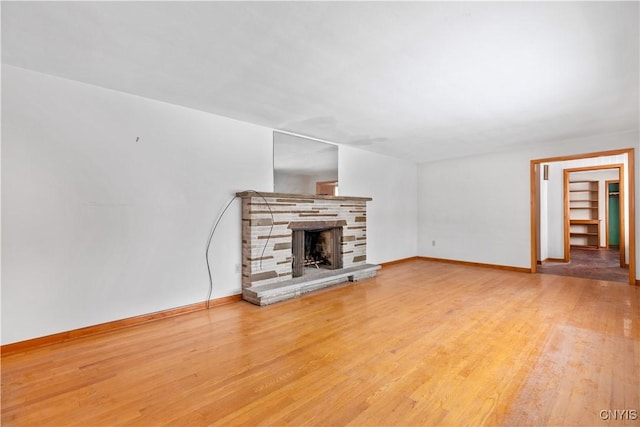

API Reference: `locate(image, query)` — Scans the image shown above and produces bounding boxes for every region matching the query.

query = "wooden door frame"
[530,148,636,286]
[316,180,338,196]
[562,164,624,265]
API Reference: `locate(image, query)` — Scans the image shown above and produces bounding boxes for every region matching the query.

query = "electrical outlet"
[235,264,241,273]
[432,240,436,246]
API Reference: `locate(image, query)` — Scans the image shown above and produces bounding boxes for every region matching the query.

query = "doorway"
[563,165,625,267]
[530,148,636,286]
[606,181,620,248]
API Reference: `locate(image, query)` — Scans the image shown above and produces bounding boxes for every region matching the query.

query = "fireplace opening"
[304,230,333,269]
[292,227,343,278]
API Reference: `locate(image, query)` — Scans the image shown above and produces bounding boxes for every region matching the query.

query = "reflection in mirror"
[273,132,339,195]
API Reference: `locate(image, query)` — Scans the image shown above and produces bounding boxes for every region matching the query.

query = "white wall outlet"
[432,240,436,246]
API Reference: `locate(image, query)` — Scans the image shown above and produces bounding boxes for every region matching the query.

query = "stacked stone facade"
[237,191,372,290]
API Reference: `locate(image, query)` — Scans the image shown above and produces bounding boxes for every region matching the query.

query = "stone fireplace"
[237,191,380,305]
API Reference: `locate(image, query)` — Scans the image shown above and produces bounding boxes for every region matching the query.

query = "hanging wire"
[205,190,274,308]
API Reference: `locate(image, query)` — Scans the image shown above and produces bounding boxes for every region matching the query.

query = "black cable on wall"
[205,190,274,308]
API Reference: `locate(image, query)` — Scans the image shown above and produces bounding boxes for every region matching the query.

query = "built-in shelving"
[568,181,600,248]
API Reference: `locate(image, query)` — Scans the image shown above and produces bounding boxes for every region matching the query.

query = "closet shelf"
[568,180,599,249]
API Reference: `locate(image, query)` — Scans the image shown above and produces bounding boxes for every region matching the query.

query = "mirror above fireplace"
[273,131,338,196]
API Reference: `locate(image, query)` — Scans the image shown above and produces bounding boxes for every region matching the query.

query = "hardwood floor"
[2,260,639,426]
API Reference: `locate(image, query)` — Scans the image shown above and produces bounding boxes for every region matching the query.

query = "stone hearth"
[237,191,380,305]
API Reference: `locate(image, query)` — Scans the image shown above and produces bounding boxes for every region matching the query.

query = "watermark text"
[599,409,638,421]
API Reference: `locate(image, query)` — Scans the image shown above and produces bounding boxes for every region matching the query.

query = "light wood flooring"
[2,260,639,426]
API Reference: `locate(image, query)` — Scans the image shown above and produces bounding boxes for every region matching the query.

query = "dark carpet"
[538,247,629,283]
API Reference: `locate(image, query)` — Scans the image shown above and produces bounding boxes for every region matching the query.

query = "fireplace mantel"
[235,191,372,202]
[237,191,380,305]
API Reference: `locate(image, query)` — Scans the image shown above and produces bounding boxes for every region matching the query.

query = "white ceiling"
[2,1,638,163]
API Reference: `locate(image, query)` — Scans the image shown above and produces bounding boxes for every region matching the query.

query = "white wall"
[546,161,566,259]
[417,129,639,278]
[538,168,549,261]
[339,146,418,265]
[1,66,274,344]
[418,149,531,268]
